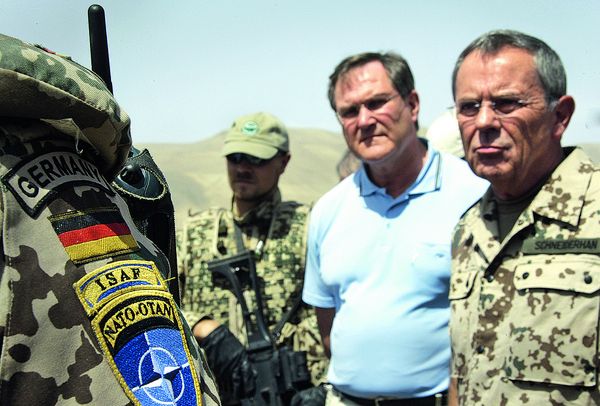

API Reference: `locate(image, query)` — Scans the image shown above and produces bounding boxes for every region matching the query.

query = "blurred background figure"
[179,112,328,405]
[424,108,464,159]
[336,149,362,181]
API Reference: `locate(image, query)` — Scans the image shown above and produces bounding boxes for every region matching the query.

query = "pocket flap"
[449,270,478,300]
[514,256,600,294]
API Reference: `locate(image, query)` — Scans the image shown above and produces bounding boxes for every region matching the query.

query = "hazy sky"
[3,1,600,145]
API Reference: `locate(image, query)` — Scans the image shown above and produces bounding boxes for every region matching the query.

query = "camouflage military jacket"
[179,190,328,384]
[449,147,600,405]
[0,126,220,405]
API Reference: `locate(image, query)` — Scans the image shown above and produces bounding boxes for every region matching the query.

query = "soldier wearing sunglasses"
[179,112,328,404]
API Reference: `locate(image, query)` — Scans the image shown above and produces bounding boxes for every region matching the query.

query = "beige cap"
[222,112,289,159]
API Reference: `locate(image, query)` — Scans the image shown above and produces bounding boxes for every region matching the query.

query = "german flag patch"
[49,207,139,264]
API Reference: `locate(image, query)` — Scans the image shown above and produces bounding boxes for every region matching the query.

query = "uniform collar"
[529,147,594,228]
[232,188,282,225]
[471,147,595,256]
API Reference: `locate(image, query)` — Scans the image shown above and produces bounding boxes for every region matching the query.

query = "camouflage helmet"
[0,33,131,179]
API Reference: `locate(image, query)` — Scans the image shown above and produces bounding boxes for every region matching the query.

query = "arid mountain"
[139,129,600,230]
[139,128,347,229]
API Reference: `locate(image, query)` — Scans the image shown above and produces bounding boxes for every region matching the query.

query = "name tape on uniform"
[522,238,600,254]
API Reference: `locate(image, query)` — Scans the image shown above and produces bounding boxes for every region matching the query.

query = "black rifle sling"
[272,294,303,341]
[232,208,304,341]
[233,221,247,255]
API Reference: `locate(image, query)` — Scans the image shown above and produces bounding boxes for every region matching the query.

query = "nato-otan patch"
[2,150,114,216]
[49,207,139,264]
[75,261,202,405]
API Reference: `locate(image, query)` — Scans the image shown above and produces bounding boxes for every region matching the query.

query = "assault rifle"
[207,251,311,406]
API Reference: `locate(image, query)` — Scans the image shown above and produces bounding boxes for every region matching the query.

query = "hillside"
[139,129,600,229]
[139,128,347,229]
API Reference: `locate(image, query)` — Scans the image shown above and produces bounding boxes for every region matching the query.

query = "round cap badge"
[241,121,259,135]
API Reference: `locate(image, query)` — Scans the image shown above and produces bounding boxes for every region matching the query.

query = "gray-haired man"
[449,29,599,405]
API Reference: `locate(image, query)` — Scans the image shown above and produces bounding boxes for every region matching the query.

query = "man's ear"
[407,90,420,124]
[551,95,575,141]
[279,153,291,174]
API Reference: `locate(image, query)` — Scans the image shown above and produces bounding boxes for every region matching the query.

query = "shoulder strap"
[272,294,303,340]
[270,201,311,335]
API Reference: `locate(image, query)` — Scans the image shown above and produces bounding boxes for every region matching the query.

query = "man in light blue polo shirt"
[302,52,488,405]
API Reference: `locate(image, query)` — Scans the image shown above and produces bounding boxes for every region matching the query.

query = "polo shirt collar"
[357,140,442,199]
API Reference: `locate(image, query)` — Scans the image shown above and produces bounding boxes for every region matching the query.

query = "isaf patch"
[74,260,168,315]
[49,207,139,264]
[2,150,114,216]
[74,260,202,405]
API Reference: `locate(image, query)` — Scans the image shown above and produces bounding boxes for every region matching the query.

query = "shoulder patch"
[49,207,139,264]
[74,260,168,316]
[74,260,203,405]
[2,150,114,216]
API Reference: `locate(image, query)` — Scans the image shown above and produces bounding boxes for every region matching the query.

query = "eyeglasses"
[336,94,401,122]
[226,153,277,166]
[456,97,529,118]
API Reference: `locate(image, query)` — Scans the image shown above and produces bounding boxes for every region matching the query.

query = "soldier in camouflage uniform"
[0,33,220,405]
[179,112,328,403]
[449,30,600,405]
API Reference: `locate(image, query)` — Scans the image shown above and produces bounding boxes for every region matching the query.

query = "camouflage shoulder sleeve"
[0,129,220,405]
[0,33,131,179]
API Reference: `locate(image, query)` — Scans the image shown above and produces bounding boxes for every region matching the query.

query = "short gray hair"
[452,29,566,104]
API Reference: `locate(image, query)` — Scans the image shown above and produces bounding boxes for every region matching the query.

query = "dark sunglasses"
[226,153,278,166]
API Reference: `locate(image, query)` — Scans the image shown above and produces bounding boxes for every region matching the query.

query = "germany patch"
[49,207,139,264]
[2,150,114,217]
[75,261,202,405]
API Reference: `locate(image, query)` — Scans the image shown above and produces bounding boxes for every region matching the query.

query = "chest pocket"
[449,269,478,300]
[506,255,600,387]
[448,268,478,379]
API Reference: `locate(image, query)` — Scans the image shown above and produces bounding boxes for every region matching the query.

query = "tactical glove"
[200,324,257,404]
[290,384,327,406]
